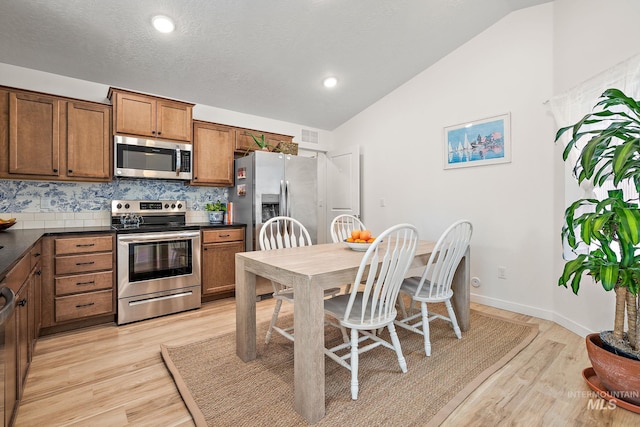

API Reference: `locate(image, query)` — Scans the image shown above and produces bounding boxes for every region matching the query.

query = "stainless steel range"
[112,200,201,325]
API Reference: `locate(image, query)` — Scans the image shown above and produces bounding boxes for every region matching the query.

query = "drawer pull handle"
[18,299,27,307]
[220,234,230,237]
[76,261,95,266]
[76,243,95,247]
[76,280,95,286]
[75,302,95,309]
[34,252,41,257]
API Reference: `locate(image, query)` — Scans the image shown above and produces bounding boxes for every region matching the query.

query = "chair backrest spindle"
[343,224,419,325]
[330,214,366,243]
[259,216,313,251]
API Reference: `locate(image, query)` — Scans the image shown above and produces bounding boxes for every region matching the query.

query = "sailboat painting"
[444,113,511,169]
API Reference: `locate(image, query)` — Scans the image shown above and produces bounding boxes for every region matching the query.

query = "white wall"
[334,0,640,337]
[0,63,334,152]
[551,0,640,335]
[333,5,557,320]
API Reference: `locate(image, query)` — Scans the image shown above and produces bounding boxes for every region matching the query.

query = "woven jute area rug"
[161,309,538,426]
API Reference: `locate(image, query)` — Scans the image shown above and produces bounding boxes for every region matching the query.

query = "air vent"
[301,129,319,144]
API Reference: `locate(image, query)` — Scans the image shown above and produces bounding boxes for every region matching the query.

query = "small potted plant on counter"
[205,200,226,224]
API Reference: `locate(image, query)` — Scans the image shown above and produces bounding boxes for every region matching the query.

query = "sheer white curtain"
[548,53,640,196]
[549,54,640,257]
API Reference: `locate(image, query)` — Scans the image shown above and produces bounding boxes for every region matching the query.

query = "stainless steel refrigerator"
[230,151,317,253]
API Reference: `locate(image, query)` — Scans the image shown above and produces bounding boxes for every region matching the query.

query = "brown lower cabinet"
[40,233,116,332]
[201,228,245,301]
[2,239,42,426]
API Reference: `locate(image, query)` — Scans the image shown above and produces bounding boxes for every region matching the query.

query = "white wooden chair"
[394,220,473,356]
[258,216,340,344]
[330,214,366,243]
[330,214,367,295]
[323,223,419,400]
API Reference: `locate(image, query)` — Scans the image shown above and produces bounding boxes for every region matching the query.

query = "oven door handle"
[117,231,200,243]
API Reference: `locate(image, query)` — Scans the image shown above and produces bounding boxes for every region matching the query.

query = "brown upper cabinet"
[234,128,293,154]
[66,101,111,179]
[8,91,60,176]
[0,87,112,182]
[108,88,194,143]
[192,121,234,187]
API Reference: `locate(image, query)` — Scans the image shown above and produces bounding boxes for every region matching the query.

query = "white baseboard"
[470,293,593,338]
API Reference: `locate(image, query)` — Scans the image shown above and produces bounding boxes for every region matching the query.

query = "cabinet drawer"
[55,290,113,322]
[202,228,244,244]
[55,271,113,296]
[55,253,113,275]
[55,235,113,255]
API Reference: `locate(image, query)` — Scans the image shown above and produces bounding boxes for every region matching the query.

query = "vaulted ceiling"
[0,0,551,130]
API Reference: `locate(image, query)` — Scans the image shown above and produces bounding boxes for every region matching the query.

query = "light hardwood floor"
[15,299,640,426]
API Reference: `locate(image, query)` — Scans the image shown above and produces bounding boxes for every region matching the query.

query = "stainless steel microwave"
[114,135,192,180]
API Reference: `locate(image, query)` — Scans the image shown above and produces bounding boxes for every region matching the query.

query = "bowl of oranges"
[343,229,376,251]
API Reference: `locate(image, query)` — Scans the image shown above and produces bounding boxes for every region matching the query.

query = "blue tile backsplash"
[0,178,229,229]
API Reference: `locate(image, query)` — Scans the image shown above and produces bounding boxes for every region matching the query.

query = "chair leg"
[421,302,432,356]
[350,328,359,400]
[387,322,407,373]
[265,299,283,344]
[445,299,462,339]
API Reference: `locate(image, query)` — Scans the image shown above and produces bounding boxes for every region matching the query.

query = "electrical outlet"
[380,198,386,207]
[498,266,507,279]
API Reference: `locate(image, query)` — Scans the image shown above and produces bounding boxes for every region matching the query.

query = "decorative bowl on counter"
[0,218,17,231]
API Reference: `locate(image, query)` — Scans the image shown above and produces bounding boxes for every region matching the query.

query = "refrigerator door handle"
[285,180,291,217]
[280,180,286,217]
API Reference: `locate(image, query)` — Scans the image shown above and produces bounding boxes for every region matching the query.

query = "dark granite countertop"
[0,223,246,282]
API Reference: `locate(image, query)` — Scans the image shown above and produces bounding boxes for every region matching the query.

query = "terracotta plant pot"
[586,333,640,405]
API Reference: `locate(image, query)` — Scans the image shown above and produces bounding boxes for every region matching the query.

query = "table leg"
[451,247,470,332]
[236,256,256,361]
[293,277,326,423]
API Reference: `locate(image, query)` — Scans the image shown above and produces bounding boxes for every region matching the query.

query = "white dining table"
[235,241,470,424]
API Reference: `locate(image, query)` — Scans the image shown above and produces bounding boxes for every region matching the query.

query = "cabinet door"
[4,305,17,427]
[16,283,29,399]
[192,122,234,186]
[113,91,156,138]
[9,92,60,176]
[202,241,245,296]
[157,100,192,142]
[67,101,112,180]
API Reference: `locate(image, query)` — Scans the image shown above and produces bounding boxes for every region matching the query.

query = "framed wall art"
[444,113,511,169]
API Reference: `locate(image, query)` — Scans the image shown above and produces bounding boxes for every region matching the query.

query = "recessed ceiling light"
[323,77,338,88]
[152,15,175,33]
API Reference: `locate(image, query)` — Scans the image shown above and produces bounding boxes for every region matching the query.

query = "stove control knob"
[171,203,176,209]
[177,203,183,209]
[124,203,130,209]
[116,203,122,209]
[164,203,169,209]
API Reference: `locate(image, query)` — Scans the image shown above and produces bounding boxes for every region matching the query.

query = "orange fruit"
[346,237,354,242]
[351,230,361,240]
[360,230,371,240]
[367,238,375,243]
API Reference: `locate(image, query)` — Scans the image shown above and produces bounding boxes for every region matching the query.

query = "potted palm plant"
[556,88,640,405]
[205,200,226,224]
